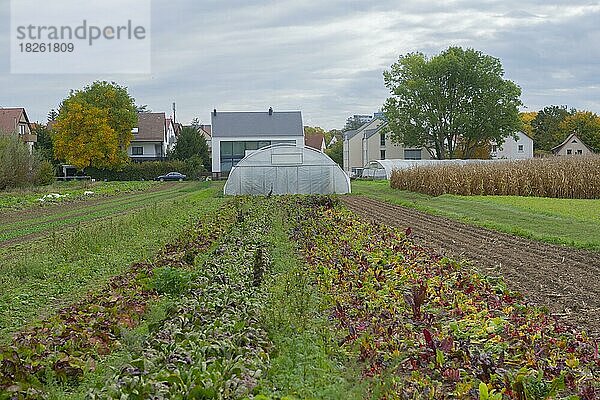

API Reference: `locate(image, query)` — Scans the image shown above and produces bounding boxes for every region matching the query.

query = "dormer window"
[132,128,139,134]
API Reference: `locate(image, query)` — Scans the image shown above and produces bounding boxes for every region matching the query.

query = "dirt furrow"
[341,195,600,338]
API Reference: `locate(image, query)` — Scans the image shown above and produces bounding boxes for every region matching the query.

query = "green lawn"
[350,180,600,251]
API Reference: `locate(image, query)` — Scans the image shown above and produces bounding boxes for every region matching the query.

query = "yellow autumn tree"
[53,101,119,170]
[53,81,138,170]
[519,111,537,138]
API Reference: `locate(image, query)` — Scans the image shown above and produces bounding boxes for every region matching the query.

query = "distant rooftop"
[211,109,303,137]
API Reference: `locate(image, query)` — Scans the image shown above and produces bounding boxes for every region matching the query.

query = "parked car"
[155,172,187,182]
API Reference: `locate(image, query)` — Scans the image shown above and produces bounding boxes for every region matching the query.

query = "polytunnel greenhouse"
[224,144,351,195]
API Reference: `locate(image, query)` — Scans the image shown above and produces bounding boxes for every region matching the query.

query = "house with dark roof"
[551,133,594,156]
[343,117,429,176]
[127,112,177,161]
[210,108,304,177]
[0,107,36,152]
[305,133,326,152]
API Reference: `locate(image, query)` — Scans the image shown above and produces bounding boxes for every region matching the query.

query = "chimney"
[213,108,217,117]
[268,107,273,116]
[172,102,176,124]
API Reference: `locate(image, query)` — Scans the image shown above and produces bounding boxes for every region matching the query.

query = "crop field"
[390,156,600,199]
[0,188,598,399]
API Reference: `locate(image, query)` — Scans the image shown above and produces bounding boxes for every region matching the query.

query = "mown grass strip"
[0,183,223,341]
[352,180,600,251]
[254,208,366,400]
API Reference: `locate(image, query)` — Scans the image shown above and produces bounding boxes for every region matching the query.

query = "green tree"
[383,47,522,159]
[325,140,343,167]
[47,109,58,122]
[170,126,210,169]
[32,123,55,163]
[343,115,369,132]
[558,111,600,152]
[531,105,574,151]
[53,81,137,170]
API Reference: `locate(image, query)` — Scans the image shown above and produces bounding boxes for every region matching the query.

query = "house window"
[380,150,386,159]
[132,127,139,134]
[380,133,386,146]
[19,125,26,135]
[572,140,578,143]
[492,145,498,153]
[131,147,143,155]
[518,144,524,152]
[576,149,583,155]
[566,149,572,155]
[404,149,422,160]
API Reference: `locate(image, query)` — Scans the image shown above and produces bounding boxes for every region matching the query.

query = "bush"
[151,267,192,296]
[0,133,55,190]
[86,160,207,181]
[390,155,600,199]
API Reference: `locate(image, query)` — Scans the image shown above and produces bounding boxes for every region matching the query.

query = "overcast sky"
[1,0,599,130]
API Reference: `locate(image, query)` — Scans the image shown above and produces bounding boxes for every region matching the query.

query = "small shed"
[224,144,350,195]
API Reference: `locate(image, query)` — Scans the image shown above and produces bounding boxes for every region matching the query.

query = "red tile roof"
[0,108,28,134]
[305,133,325,151]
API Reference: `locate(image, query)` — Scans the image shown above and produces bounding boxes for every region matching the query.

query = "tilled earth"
[342,196,600,338]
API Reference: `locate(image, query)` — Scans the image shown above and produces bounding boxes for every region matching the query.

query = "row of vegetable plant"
[0,202,237,399]
[283,196,599,399]
[89,198,274,399]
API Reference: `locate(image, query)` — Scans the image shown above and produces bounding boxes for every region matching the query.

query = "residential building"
[128,112,176,161]
[343,117,429,176]
[211,108,304,178]
[305,133,326,152]
[551,133,594,156]
[491,131,534,160]
[0,107,36,152]
[198,125,212,158]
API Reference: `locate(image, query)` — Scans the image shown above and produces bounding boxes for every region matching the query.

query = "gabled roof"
[134,112,166,141]
[0,107,30,133]
[551,133,593,152]
[364,122,388,139]
[211,110,303,137]
[343,129,359,140]
[305,133,325,150]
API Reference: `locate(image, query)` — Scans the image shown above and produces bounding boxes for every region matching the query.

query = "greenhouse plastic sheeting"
[224,145,351,195]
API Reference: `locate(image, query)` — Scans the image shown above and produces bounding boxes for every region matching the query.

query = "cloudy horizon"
[1,0,599,130]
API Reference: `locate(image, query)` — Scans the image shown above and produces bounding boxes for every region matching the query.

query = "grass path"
[351,180,600,251]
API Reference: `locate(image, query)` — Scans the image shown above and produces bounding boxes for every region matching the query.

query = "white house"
[211,108,304,178]
[343,117,430,177]
[491,131,534,160]
[551,133,594,156]
[128,112,176,161]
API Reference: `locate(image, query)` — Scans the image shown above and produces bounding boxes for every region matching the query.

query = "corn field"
[390,156,600,198]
